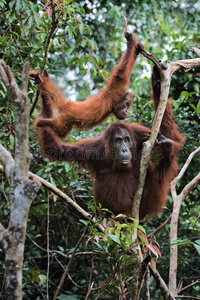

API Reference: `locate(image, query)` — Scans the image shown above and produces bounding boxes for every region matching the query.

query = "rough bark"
[131,48,200,299]
[132,50,200,233]
[169,147,200,296]
[0,60,41,300]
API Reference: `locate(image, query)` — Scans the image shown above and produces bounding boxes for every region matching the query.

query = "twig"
[53,224,89,300]
[169,147,200,293]
[46,190,50,299]
[174,297,200,299]
[178,279,200,294]
[121,13,128,33]
[150,264,176,300]
[85,255,95,300]
[30,5,59,116]
[43,6,59,71]
[135,256,151,300]
[119,266,126,299]
[26,233,93,258]
[30,89,40,117]
[181,171,200,199]
[171,147,200,193]
[146,266,150,300]
[193,215,200,232]
[0,165,105,233]
[147,214,172,238]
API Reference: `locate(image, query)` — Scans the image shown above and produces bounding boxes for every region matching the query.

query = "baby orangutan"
[29,32,140,138]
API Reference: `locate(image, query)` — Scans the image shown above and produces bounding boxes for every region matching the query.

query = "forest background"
[0,0,199,299]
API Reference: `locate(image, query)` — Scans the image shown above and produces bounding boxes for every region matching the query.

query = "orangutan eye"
[116,138,122,143]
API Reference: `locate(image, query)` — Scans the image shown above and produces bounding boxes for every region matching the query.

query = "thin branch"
[171,146,200,189]
[85,255,95,300]
[175,297,200,299]
[169,147,200,294]
[30,5,59,116]
[150,265,176,300]
[30,89,40,117]
[53,224,89,300]
[0,166,105,232]
[193,215,200,232]
[29,171,104,232]
[26,233,93,259]
[178,279,200,294]
[180,171,200,200]
[121,13,128,33]
[43,7,59,70]
[146,266,150,300]
[147,214,172,238]
[46,190,50,299]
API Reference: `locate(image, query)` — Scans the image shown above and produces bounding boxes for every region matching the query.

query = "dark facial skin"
[114,93,132,120]
[110,128,132,165]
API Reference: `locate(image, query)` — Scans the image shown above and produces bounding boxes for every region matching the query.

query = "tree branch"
[0,60,32,178]
[30,5,59,117]
[121,12,128,33]
[0,144,15,182]
[169,146,200,295]
[178,278,200,294]
[43,6,59,70]
[0,165,104,233]
[139,48,167,71]
[171,147,200,197]
[180,171,200,200]
[30,89,40,117]
[150,264,176,300]
[132,49,200,242]
[147,214,172,239]
[0,59,41,299]
[28,171,104,232]
[191,47,200,57]
[53,224,89,300]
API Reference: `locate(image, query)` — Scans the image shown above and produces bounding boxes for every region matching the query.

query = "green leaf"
[38,275,47,286]
[79,23,84,35]
[0,0,6,8]
[86,203,96,214]
[99,69,109,80]
[15,0,21,13]
[171,239,193,246]
[193,240,200,255]
[196,100,200,114]
[9,135,15,150]
[108,234,121,245]
[57,295,80,300]
[179,90,189,101]
[66,6,74,12]
[81,39,87,48]
[9,0,16,9]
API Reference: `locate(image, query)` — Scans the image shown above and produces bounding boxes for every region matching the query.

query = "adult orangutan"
[29,32,140,138]
[35,65,184,220]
